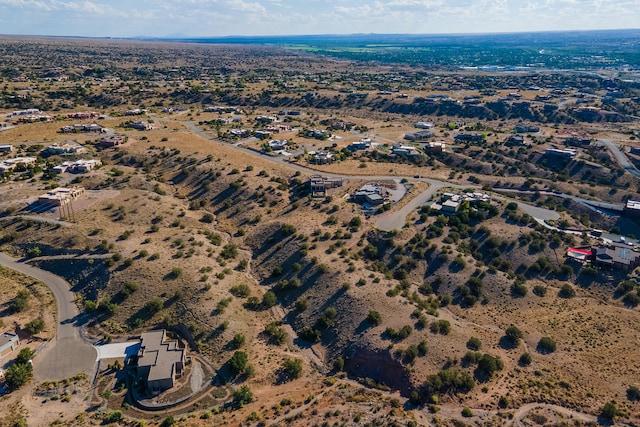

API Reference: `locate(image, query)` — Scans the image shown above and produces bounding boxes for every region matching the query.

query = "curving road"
[0,252,96,381]
[599,138,640,179]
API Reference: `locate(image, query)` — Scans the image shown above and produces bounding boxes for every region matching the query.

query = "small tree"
[261,291,277,308]
[505,325,523,346]
[537,336,556,354]
[229,351,249,376]
[11,289,29,313]
[600,402,618,421]
[518,352,532,366]
[281,358,303,381]
[25,318,45,335]
[232,333,245,349]
[4,362,33,389]
[558,283,576,298]
[366,310,382,326]
[233,385,253,407]
[466,337,482,351]
[16,348,35,364]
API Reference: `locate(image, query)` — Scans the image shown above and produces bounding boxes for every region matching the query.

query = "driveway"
[0,252,96,381]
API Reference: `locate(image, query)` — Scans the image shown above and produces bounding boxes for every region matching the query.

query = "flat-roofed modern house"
[0,144,13,153]
[38,186,84,206]
[136,330,186,394]
[0,331,20,359]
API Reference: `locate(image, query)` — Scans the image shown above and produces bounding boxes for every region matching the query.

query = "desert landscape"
[0,33,639,427]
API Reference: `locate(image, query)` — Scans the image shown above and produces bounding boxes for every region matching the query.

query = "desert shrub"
[600,402,618,421]
[505,325,523,346]
[12,289,29,312]
[229,351,250,376]
[558,283,576,298]
[220,244,238,259]
[264,322,287,345]
[233,385,253,407]
[123,281,139,295]
[281,358,303,381]
[519,352,532,366]
[537,336,556,354]
[366,310,382,326]
[261,291,277,308]
[145,297,164,314]
[386,325,413,341]
[201,213,214,223]
[298,326,321,343]
[295,298,308,311]
[232,333,245,349]
[422,369,475,396]
[461,407,473,418]
[229,284,251,298]
[627,385,640,401]
[466,337,482,351]
[25,318,45,335]
[430,320,451,335]
[281,223,297,236]
[532,285,547,297]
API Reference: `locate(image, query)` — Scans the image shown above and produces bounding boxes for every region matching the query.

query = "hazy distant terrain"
[170,30,640,69]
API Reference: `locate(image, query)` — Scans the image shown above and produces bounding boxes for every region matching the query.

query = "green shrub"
[537,336,556,354]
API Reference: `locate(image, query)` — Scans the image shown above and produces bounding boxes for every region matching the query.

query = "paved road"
[599,138,640,179]
[0,252,96,381]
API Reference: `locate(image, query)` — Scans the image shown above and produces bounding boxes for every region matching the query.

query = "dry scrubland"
[0,37,639,426]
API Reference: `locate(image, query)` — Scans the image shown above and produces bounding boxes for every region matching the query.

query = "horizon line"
[1,27,640,41]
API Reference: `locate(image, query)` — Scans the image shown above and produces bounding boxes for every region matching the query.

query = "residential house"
[256,115,277,123]
[310,175,343,196]
[0,332,20,359]
[506,134,525,146]
[44,142,86,155]
[414,122,434,129]
[454,133,484,143]
[38,187,84,206]
[592,242,640,272]
[60,123,103,133]
[0,144,13,153]
[130,120,153,131]
[311,151,335,164]
[349,138,372,151]
[424,141,446,152]
[0,157,37,174]
[545,148,577,159]
[353,184,385,206]
[229,129,250,138]
[564,137,591,147]
[255,130,273,140]
[7,108,41,118]
[625,200,640,219]
[70,159,101,173]
[67,111,99,119]
[514,125,540,133]
[99,134,125,148]
[16,114,54,123]
[441,200,461,214]
[124,108,146,116]
[268,140,288,151]
[136,330,186,394]
[404,131,434,141]
[391,143,419,156]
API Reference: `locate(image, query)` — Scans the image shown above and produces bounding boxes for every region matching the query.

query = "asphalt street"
[0,252,96,381]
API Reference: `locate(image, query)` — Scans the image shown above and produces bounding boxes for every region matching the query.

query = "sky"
[0,0,638,38]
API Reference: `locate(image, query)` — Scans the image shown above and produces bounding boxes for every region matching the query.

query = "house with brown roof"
[136,330,186,394]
